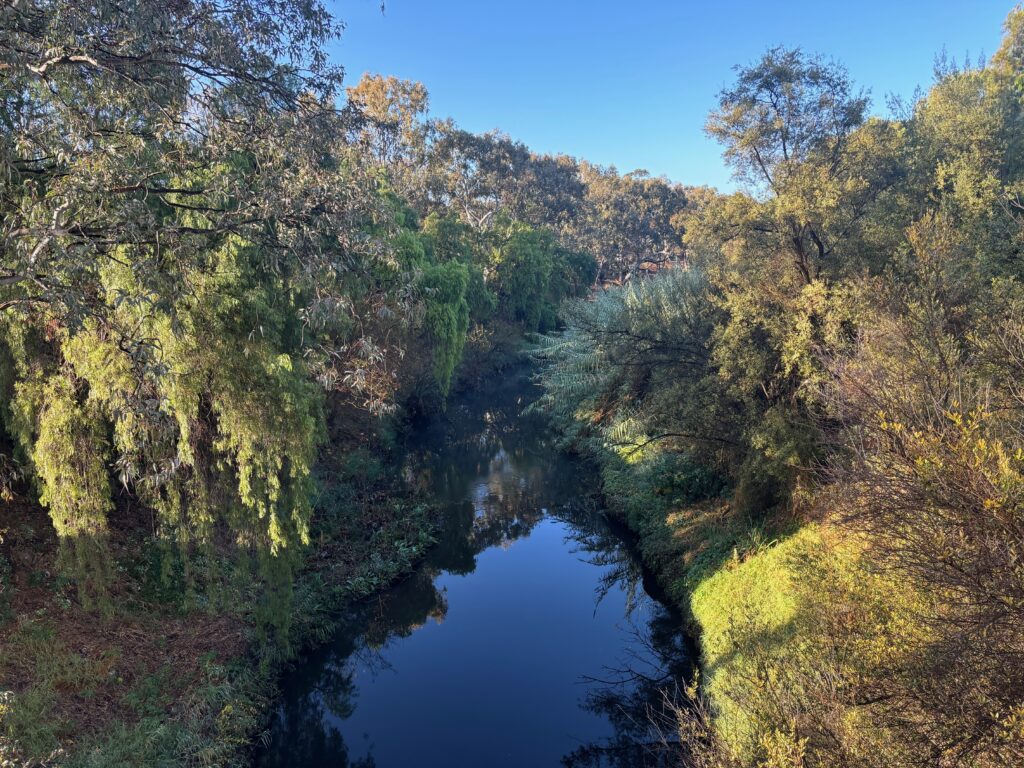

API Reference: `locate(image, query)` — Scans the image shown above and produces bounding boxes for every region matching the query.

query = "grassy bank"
[572,444,923,766]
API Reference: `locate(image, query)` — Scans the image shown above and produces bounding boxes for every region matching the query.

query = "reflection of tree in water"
[362,565,449,646]
[257,564,453,767]
[256,615,377,767]
[561,606,692,768]
[557,499,646,613]
[555,503,694,768]
[410,379,585,575]
[258,708,376,768]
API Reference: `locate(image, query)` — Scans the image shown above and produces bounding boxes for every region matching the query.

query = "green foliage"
[535,267,733,482]
[490,222,596,332]
[419,261,470,395]
[26,376,113,610]
[491,223,558,330]
[420,212,475,264]
[1,687,61,763]
[57,657,275,768]
[0,0,609,623]
[8,3,1024,766]
[0,0,412,617]
[573,163,689,283]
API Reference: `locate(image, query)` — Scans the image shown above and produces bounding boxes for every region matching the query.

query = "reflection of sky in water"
[256,368,692,768]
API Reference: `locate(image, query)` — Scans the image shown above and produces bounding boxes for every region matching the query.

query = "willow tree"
[0,0,411,623]
[485,221,594,333]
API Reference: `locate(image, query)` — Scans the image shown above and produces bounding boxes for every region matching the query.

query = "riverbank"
[0,444,439,767]
[547,425,914,765]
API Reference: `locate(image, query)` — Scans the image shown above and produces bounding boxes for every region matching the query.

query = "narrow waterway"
[255,367,693,768]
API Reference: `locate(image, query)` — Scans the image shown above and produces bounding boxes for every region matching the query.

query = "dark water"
[255,368,692,768]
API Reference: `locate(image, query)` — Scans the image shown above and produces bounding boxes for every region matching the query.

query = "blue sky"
[326,1,1013,190]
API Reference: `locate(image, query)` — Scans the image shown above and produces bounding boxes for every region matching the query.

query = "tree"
[485,221,594,333]
[0,0,413,625]
[347,73,432,202]
[574,163,689,283]
[825,253,1024,766]
[681,49,905,506]
[701,46,904,284]
[429,126,586,234]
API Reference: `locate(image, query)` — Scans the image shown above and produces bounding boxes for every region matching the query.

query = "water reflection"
[255,368,692,768]
[562,604,692,767]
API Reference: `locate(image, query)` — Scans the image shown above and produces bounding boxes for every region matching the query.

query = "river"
[254,366,693,768]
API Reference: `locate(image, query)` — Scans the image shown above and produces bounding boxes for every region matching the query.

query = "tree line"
[536,9,1024,767]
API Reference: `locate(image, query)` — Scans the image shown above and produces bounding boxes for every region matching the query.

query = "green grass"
[0,617,117,758]
[690,525,820,757]
[1,685,64,760]
[598,448,812,760]
[579,441,860,764]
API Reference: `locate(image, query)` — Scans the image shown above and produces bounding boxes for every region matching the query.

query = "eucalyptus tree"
[347,73,433,205]
[693,47,915,279]
[681,49,906,506]
[574,162,689,283]
[429,125,586,234]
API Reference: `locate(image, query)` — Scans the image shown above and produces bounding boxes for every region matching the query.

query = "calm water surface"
[255,368,692,768]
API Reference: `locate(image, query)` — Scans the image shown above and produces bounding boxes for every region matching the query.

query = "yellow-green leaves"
[210,345,323,556]
[32,377,111,541]
[419,261,470,396]
[27,376,113,609]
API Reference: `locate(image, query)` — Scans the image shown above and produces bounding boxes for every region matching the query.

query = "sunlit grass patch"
[687,521,930,764]
[690,526,814,754]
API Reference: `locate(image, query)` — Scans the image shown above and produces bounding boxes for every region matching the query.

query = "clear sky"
[325,1,1014,191]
